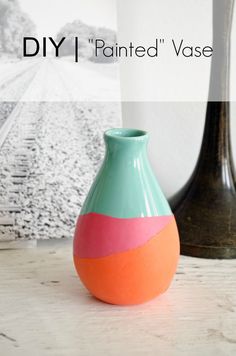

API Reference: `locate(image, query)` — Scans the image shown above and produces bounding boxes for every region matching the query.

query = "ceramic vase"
[73,128,179,305]
[170,0,236,259]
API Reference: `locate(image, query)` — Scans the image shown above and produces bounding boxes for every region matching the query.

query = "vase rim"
[105,128,148,141]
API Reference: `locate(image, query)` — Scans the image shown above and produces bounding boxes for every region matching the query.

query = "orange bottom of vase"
[74,218,179,305]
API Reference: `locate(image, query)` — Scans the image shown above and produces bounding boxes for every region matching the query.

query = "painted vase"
[73,128,180,305]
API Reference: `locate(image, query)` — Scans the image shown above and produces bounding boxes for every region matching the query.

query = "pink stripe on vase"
[74,212,174,258]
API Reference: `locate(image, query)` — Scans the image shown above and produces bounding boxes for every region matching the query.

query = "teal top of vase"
[80,128,172,218]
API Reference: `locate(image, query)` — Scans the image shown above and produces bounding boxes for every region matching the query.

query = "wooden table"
[1,240,236,356]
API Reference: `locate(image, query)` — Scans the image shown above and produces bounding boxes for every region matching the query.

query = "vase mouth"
[105,128,148,141]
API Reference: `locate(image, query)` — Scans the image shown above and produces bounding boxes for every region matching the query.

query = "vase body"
[73,128,179,305]
[170,0,236,259]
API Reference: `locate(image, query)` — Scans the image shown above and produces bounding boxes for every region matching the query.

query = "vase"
[73,128,179,305]
[170,0,236,259]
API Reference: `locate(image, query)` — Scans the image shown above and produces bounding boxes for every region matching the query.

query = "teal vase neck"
[105,128,148,160]
[80,128,172,218]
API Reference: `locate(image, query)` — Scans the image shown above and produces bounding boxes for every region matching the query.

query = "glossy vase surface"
[170,0,236,259]
[74,128,179,305]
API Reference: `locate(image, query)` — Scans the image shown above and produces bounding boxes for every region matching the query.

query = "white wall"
[122,102,236,199]
[117,0,236,198]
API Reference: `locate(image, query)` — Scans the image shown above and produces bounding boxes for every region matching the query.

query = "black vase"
[170,0,236,259]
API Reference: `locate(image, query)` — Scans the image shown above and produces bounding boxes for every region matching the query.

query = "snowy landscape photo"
[0,0,122,243]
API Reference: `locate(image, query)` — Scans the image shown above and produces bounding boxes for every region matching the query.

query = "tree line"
[0,0,117,63]
[0,0,35,58]
[56,20,117,63]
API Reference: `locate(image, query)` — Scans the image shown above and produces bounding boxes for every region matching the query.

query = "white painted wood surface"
[1,239,236,356]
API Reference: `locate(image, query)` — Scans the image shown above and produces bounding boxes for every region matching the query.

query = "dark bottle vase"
[170,0,236,259]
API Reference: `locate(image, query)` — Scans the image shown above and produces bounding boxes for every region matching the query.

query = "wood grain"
[0,240,236,355]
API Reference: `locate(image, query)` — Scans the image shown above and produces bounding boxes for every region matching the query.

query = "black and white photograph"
[0,0,121,244]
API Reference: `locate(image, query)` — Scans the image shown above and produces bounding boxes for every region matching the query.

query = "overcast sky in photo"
[19,0,117,37]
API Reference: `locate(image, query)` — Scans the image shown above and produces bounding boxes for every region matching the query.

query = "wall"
[117,0,236,198]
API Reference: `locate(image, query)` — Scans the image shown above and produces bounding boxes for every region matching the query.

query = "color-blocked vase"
[73,128,180,305]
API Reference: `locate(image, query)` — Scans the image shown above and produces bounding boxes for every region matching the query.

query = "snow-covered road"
[0,58,121,242]
[0,58,121,102]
